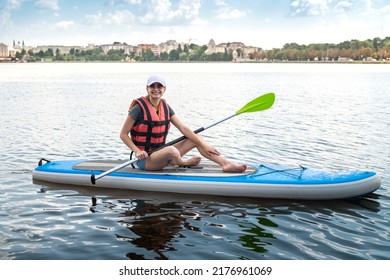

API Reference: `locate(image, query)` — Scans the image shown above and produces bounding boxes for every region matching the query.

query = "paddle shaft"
[90,113,237,184]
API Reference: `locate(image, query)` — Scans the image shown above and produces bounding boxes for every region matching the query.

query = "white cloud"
[85,10,135,26]
[216,8,246,19]
[109,10,136,25]
[380,5,390,15]
[140,0,202,24]
[214,0,247,20]
[35,0,60,10]
[127,0,142,4]
[290,0,331,16]
[108,0,143,5]
[289,0,389,17]
[191,17,207,26]
[288,0,390,39]
[179,0,201,19]
[334,1,353,13]
[54,20,74,30]
[0,0,21,28]
[85,11,104,25]
[0,11,11,28]
[214,0,227,7]
[7,0,22,9]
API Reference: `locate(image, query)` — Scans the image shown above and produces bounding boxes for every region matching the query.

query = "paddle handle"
[91,158,138,184]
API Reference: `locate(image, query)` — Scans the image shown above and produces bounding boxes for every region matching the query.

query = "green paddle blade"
[236,92,275,115]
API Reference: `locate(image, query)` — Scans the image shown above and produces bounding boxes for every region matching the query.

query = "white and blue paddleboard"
[32,159,381,200]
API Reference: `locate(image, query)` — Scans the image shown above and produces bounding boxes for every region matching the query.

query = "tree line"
[20,43,232,62]
[18,36,390,62]
[250,37,390,61]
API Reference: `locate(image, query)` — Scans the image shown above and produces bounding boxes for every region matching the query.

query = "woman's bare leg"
[144,137,246,172]
[145,146,200,171]
[173,138,247,172]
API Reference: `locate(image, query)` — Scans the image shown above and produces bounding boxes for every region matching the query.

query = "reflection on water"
[239,216,277,254]
[118,200,185,260]
[88,194,280,260]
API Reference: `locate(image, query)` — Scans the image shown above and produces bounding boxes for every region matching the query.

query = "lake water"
[0,62,389,261]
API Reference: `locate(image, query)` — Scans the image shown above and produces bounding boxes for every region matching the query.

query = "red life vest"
[129,96,171,152]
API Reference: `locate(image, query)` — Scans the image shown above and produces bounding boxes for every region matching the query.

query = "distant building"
[101,42,134,55]
[242,46,258,59]
[158,40,179,54]
[33,45,83,55]
[205,39,226,54]
[227,42,245,50]
[136,44,159,56]
[232,49,238,61]
[0,43,7,57]
[8,45,18,58]
[205,39,259,60]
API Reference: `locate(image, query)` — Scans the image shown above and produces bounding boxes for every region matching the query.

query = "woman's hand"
[204,144,221,157]
[136,150,148,160]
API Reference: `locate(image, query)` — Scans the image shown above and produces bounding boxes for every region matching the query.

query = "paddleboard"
[32,159,381,200]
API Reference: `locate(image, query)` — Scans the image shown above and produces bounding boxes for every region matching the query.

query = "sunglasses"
[148,83,164,89]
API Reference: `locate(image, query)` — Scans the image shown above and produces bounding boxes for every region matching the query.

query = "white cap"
[147,75,166,87]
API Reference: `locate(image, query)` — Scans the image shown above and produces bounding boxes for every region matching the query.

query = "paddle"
[90,92,275,184]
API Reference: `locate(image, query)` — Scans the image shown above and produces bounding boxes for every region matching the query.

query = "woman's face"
[146,82,166,99]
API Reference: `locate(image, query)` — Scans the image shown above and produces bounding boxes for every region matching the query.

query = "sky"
[1,0,389,49]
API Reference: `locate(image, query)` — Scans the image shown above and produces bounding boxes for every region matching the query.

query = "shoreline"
[1,60,389,64]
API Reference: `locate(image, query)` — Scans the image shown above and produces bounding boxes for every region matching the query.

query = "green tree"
[359,47,373,59]
[373,37,381,51]
[177,44,183,53]
[169,49,179,61]
[107,49,124,61]
[283,43,303,50]
[179,52,187,61]
[284,48,300,61]
[37,50,45,58]
[140,49,155,61]
[55,48,64,61]
[45,48,54,57]
[15,50,24,60]
[183,44,189,53]
[160,51,169,61]
[223,49,231,60]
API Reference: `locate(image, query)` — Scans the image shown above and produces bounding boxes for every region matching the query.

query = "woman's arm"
[119,115,148,160]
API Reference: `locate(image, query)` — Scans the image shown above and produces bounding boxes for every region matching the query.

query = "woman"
[120,75,246,172]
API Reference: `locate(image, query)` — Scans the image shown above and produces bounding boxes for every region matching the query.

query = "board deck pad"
[73,160,257,177]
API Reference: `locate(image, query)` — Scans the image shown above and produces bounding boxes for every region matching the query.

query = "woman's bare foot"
[222,161,247,173]
[183,156,201,166]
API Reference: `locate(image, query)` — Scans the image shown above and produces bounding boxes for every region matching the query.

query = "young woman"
[120,75,247,172]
